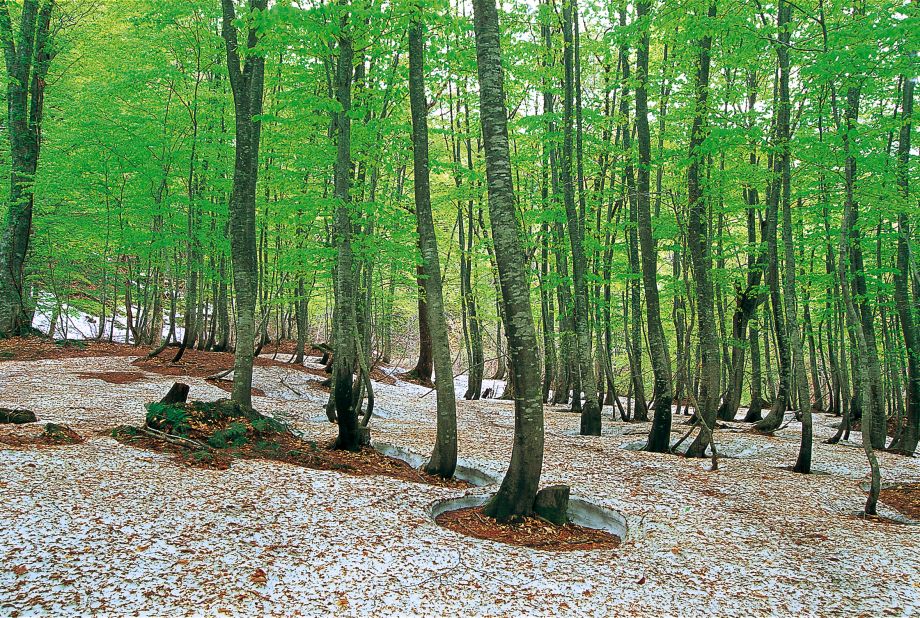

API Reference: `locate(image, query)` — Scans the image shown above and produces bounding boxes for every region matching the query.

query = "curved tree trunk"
[472,0,545,521]
[408,16,458,478]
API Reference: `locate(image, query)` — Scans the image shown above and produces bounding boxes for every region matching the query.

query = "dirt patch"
[396,371,432,388]
[436,505,621,552]
[0,423,84,447]
[133,347,327,381]
[205,378,266,398]
[110,399,469,488]
[0,337,139,362]
[370,368,398,386]
[78,371,148,385]
[879,483,920,521]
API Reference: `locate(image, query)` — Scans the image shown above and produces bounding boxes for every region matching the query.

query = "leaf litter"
[0,347,918,616]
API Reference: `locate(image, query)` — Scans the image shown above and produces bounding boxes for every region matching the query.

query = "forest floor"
[0,340,918,616]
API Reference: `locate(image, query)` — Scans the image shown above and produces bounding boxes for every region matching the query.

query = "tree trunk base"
[533,484,570,525]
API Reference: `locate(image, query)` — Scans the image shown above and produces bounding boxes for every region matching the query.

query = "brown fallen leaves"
[133,347,327,381]
[0,423,84,448]
[435,506,621,552]
[110,400,470,489]
[249,568,267,585]
[879,483,920,521]
[77,371,147,385]
[0,337,139,362]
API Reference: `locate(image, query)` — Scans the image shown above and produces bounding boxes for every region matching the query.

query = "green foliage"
[145,402,191,437]
[207,422,249,450]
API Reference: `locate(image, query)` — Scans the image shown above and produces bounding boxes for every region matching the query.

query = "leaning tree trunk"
[221,0,266,410]
[408,15,458,478]
[472,0,545,522]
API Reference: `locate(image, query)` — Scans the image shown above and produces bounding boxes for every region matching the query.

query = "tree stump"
[533,484,571,525]
[160,383,190,405]
[0,408,36,424]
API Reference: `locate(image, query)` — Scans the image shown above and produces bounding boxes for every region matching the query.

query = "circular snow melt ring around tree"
[372,441,499,487]
[430,493,629,539]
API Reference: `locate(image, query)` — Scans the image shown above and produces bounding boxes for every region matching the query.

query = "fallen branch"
[280,376,304,397]
[139,426,214,452]
[206,367,234,381]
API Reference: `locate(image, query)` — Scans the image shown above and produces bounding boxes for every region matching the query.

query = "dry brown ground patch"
[879,482,920,521]
[436,505,621,552]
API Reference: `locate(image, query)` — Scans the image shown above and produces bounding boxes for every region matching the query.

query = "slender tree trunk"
[840,82,881,514]
[408,16,458,478]
[892,69,918,454]
[685,2,720,458]
[221,0,266,409]
[636,0,673,451]
[561,0,600,435]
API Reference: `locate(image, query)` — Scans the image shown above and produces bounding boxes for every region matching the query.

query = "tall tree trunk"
[561,0,600,435]
[408,16,458,478]
[685,2,720,458]
[839,82,881,514]
[472,0,544,521]
[0,0,54,337]
[221,0,266,409]
[892,67,918,454]
[330,7,360,450]
[636,0,673,452]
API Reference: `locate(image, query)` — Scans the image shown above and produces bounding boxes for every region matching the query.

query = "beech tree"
[472,0,545,520]
[220,0,267,409]
[408,9,457,478]
[0,0,54,336]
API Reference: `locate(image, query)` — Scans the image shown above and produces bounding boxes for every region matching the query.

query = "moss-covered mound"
[111,399,468,487]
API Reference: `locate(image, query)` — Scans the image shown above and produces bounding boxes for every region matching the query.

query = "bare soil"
[77,371,148,385]
[879,482,920,520]
[0,337,139,362]
[436,505,621,552]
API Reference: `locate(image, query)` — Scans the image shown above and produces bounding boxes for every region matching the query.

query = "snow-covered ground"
[31,296,182,343]
[0,353,918,616]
